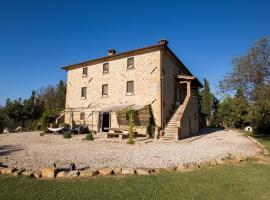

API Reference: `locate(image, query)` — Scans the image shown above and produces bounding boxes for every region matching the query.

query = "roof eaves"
[62,43,164,71]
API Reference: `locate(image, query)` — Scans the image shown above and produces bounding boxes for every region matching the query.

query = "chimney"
[159,39,168,46]
[108,48,116,56]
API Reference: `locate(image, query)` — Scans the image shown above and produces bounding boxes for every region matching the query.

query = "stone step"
[164,134,175,136]
[165,133,176,135]
[164,135,175,138]
[166,126,177,129]
[165,127,177,130]
[167,123,177,126]
[163,137,175,140]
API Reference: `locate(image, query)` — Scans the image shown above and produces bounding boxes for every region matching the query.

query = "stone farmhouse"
[63,40,203,141]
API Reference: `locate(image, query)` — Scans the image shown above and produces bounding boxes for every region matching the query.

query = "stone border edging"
[0,154,249,179]
[246,135,269,155]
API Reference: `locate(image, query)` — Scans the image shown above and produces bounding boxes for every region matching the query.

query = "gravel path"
[0,129,261,171]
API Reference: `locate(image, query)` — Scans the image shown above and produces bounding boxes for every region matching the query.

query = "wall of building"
[65,50,161,132]
[161,50,190,128]
[177,93,199,139]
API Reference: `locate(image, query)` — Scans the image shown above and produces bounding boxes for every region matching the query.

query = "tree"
[0,80,66,132]
[251,84,270,134]
[218,37,270,133]
[219,37,270,99]
[216,97,234,128]
[201,78,212,125]
[55,80,66,111]
[231,88,250,128]
[0,106,5,132]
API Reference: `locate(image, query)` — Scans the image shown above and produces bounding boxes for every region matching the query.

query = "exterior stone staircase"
[163,93,191,141]
[162,106,181,141]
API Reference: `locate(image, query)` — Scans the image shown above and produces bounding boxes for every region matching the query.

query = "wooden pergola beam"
[178,75,195,80]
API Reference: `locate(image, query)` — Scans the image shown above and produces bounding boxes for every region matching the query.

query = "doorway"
[99,112,110,132]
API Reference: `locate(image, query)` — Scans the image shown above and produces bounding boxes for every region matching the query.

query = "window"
[102,84,108,97]
[103,63,109,74]
[81,87,87,99]
[127,57,134,69]
[82,67,88,77]
[80,112,85,120]
[127,81,134,95]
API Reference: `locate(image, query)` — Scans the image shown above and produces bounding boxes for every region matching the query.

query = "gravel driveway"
[0,129,261,171]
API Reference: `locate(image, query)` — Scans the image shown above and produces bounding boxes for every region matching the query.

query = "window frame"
[127,57,135,70]
[102,84,108,97]
[81,87,87,99]
[103,63,109,74]
[82,67,88,77]
[126,81,134,95]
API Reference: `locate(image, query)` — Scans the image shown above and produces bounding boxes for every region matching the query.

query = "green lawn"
[242,130,270,152]
[1,164,270,200]
[252,134,270,152]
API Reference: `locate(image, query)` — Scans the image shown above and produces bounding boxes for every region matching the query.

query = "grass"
[1,164,270,200]
[251,134,270,152]
[241,130,270,152]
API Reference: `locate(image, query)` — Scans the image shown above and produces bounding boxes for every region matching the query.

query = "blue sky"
[0,0,270,105]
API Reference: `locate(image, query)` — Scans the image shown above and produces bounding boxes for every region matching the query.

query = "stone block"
[79,169,97,177]
[121,168,135,175]
[98,168,113,175]
[136,168,151,175]
[41,168,56,178]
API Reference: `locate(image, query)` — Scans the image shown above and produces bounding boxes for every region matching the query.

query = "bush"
[146,106,156,138]
[63,131,71,139]
[40,110,59,131]
[85,132,94,141]
[24,120,42,131]
[61,123,70,132]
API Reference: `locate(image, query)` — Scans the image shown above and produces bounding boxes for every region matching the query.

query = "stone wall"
[161,50,190,128]
[64,50,161,132]
[177,93,199,139]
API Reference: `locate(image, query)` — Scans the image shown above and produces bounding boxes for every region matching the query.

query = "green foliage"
[250,84,270,134]
[218,37,270,134]
[126,107,135,144]
[146,106,155,138]
[216,97,234,128]
[199,79,218,127]
[216,91,250,129]
[218,37,270,98]
[201,79,211,117]
[85,132,94,141]
[40,110,59,131]
[55,80,66,111]
[63,131,72,139]
[231,88,251,128]
[0,80,66,133]
[0,107,5,132]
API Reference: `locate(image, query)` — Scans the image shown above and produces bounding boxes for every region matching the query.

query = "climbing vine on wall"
[126,107,135,144]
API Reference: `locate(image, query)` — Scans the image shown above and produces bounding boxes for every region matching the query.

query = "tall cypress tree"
[55,80,66,111]
[201,78,211,125]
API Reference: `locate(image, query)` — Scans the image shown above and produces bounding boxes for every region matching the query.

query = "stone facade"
[65,50,161,133]
[63,41,202,139]
[161,50,191,127]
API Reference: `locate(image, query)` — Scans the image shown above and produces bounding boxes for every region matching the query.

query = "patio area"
[0,129,261,171]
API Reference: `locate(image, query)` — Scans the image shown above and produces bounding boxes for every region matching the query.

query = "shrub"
[63,131,71,139]
[40,110,59,131]
[85,132,94,141]
[40,131,45,136]
[126,108,135,144]
[146,106,156,138]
